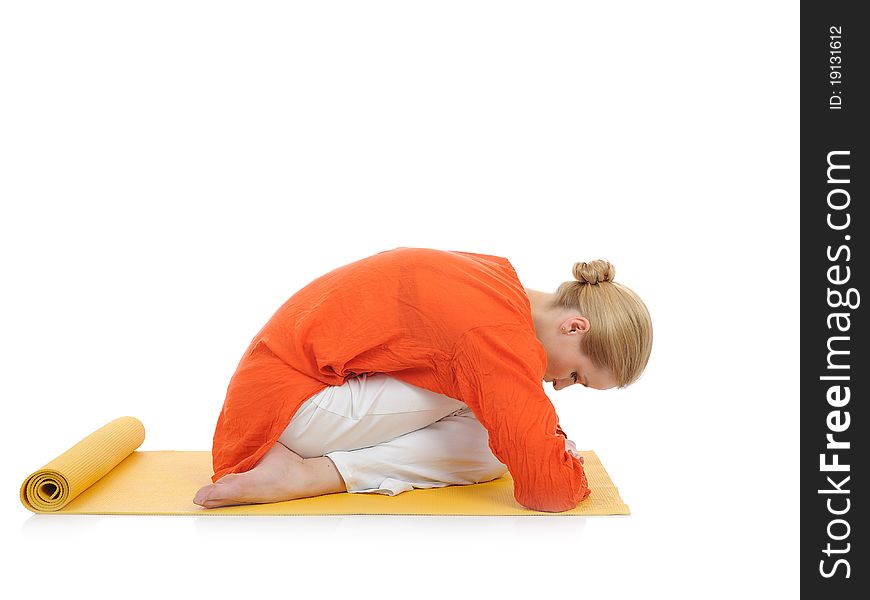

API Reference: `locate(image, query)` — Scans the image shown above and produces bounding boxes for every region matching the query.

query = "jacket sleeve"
[451,324,590,512]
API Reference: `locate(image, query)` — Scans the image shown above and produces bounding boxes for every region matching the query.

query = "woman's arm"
[451,324,589,512]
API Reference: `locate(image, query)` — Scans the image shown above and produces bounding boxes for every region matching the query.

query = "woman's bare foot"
[193,442,346,509]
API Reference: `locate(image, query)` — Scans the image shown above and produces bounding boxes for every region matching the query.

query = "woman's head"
[548,259,652,389]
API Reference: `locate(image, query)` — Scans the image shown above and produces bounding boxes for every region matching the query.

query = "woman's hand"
[564,438,584,464]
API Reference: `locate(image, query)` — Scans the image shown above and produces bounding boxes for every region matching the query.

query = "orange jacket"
[211,247,590,512]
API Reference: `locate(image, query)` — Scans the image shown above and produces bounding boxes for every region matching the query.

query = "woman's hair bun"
[572,259,615,285]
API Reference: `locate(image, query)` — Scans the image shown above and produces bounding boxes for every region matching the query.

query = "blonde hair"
[551,259,652,388]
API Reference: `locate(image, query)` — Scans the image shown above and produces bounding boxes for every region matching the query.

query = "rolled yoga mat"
[20,417,630,516]
[20,416,146,512]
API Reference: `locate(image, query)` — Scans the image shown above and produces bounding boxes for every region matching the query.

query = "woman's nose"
[552,379,572,391]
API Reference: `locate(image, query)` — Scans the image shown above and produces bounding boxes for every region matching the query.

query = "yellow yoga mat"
[20,417,630,516]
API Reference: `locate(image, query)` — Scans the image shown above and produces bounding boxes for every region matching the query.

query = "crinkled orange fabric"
[211,247,590,512]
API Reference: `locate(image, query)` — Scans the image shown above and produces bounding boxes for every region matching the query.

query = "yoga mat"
[20,417,630,516]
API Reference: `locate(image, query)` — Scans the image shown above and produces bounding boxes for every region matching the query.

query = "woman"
[194,247,652,512]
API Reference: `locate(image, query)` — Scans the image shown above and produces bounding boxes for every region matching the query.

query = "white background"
[1,1,798,598]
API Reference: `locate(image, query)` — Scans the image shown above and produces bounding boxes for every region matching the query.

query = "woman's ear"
[559,316,590,334]
[570,316,591,333]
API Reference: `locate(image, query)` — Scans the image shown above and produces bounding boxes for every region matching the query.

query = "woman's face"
[542,317,618,391]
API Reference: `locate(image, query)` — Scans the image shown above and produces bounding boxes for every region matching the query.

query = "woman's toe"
[193,484,216,506]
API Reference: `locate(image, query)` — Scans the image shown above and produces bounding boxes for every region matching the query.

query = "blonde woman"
[194,247,652,512]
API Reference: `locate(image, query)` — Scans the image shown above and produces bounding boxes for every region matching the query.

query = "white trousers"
[278,373,509,496]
